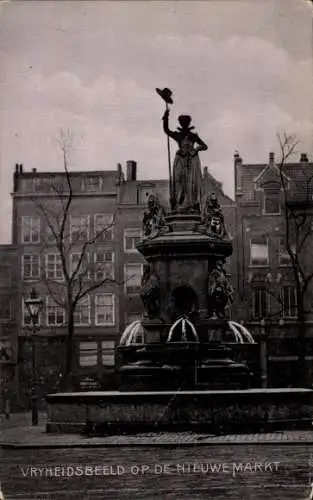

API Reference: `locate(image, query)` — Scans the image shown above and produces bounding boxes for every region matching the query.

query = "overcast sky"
[0,0,312,243]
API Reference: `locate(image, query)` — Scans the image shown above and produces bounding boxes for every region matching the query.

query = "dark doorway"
[171,285,198,317]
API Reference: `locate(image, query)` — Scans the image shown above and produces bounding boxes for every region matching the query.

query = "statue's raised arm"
[162,109,179,141]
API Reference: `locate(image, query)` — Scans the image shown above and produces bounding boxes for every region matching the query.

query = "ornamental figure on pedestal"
[196,192,226,238]
[142,194,167,239]
[140,265,161,320]
[207,260,234,319]
[203,192,226,237]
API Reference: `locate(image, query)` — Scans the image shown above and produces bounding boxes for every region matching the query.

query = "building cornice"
[11,192,117,199]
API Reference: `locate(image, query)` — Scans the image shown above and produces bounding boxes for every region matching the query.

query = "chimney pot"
[32,168,36,173]
[126,160,137,181]
[234,151,242,163]
[300,153,308,163]
[269,152,275,163]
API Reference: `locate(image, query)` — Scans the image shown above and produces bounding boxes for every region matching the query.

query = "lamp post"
[259,318,268,388]
[24,288,43,426]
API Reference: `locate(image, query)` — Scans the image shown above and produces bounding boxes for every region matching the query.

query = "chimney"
[32,168,37,173]
[116,163,125,185]
[126,160,137,181]
[269,152,275,165]
[13,164,19,192]
[300,153,308,163]
[234,151,242,192]
[19,164,23,174]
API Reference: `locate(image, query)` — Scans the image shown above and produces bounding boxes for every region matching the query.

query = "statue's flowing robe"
[162,115,206,211]
[173,145,203,210]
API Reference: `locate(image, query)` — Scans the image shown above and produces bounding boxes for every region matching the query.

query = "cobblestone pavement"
[1,443,313,499]
[2,421,313,448]
[1,414,313,498]
[2,428,313,447]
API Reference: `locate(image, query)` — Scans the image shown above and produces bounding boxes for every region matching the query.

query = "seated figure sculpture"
[197,192,226,238]
[207,260,234,319]
[142,194,167,239]
[140,265,161,320]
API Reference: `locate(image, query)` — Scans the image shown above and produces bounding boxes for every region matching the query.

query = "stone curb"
[2,437,313,449]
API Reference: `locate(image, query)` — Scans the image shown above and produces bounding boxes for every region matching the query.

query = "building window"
[279,238,295,266]
[22,299,40,326]
[94,214,113,242]
[95,294,115,326]
[79,341,98,367]
[0,296,11,320]
[94,252,114,280]
[82,176,102,192]
[101,340,115,366]
[0,264,11,282]
[21,178,35,193]
[74,296,90,326]
[46,297,65,326]
[70,215,89,242]
[21,216,40,243]
[70,253,90,280]
[263,190,280,215]
[0,340,11,361]
[22,254,40,279]
[281,286,297,318]
[124,263,143,294]
[124,229,141,253]
[252,287,268,319]
[45,254,63,280]
[250,238,269,266]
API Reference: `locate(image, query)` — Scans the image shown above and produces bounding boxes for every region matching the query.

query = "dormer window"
[82,176,102,192]
[264,191,280,215]
[263,182,281,215]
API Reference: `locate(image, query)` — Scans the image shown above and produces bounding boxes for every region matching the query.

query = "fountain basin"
[117,341,256,391]
[45,388,313,434]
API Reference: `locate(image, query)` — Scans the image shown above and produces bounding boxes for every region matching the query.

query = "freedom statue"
[156,88,208,212]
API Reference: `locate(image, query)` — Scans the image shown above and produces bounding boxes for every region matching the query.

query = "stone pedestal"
[117,211,251,391]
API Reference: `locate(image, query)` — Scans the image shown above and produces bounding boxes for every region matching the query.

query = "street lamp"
[24,288,43,426]
[259,318,268,388]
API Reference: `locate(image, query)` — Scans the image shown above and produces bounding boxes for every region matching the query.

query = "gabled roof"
[240,160,313,204]
[254,164,290,188]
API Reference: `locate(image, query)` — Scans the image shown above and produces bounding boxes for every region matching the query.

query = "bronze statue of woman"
[162,108,208,211]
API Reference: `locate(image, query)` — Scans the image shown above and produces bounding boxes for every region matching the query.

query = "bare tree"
[277,133,313,386]
[30,130,118,390]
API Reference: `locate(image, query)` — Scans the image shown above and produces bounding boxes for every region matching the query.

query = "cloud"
[0,1,312,243]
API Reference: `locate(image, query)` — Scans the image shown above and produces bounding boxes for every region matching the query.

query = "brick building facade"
[0,244,19,410]
[233,151,313,387]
